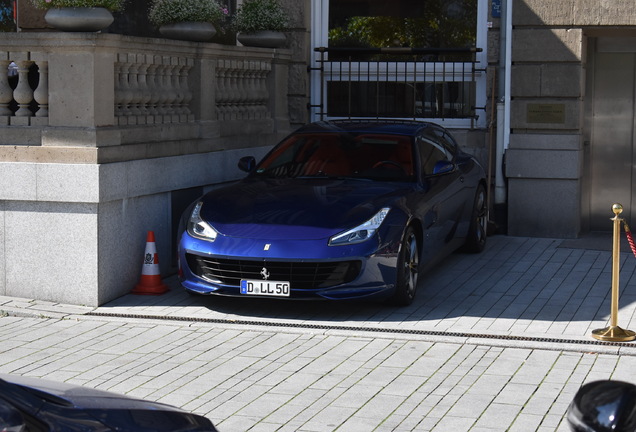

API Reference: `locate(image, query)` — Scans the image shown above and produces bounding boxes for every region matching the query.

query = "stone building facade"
[505,1,636,237]
[3,0,634,305]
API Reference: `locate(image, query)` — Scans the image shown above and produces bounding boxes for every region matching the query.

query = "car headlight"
[187,202,218,242]
[329,208,390,246]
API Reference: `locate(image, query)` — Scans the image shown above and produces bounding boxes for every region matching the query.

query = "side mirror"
[432,160,455,175]
[238,156,256,173]
[567,380,636,432]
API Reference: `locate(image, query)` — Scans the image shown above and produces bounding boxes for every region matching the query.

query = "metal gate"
[309,46,484,128]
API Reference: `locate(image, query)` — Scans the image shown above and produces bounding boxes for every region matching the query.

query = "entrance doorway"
[586,37,636,230]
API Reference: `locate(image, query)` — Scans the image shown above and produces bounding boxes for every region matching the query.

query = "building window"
[311,0,487,128]
[329,0,477,56]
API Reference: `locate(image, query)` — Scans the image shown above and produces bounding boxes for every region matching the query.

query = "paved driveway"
[96,234,636,351]
[3,234,636,431]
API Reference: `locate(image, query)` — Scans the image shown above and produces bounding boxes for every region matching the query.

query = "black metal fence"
[311,47,483,124]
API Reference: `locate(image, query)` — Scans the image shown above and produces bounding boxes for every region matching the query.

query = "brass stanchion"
[592,203,636,342]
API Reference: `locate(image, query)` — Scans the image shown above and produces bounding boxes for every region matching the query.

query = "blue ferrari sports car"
[178,120,487,305]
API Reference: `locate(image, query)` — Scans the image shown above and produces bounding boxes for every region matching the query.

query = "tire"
[463,184,487,253]
[389,226,419,306]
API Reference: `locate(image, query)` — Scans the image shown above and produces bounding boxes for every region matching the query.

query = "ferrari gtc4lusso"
[178,120,487,306]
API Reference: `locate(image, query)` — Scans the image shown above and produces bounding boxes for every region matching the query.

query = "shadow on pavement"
[95,234,636,342]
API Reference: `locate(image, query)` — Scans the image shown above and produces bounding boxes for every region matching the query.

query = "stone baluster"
[175,58,192,117]
[33,61,49,117]
[177,58,188,118]
[218,60,229,120]
[257,62,270,119]
[0,60,13,116]
[166,57,178,118]
[215,60,228,120]
[171,60,183,118]
[146,57,161,117]
[116,56,134,118]
[114,60,124,117]
[157,57,170,117]
[180,60,193,117]
[237,61,248,119]
[253,65,262,119]
[222,60,233,119]
[246,62,258,119]
[264,62,273,118]
[128,61,142,117]
[245,61,254,119]
[13,60,34,117]
[229,61,241,120]
[242,62,251,119]
[166,58,180,119]
[136,56,152,119]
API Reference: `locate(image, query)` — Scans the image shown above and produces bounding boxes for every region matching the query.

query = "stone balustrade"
[114,54,195,125]
[1,57,48,123]
[0,32,291,161]
[215,59,272,121]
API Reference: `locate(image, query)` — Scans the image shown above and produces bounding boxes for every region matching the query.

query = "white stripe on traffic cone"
[131,231,169,295]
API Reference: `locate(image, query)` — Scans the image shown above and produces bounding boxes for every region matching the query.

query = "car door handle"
[424,209,437,228]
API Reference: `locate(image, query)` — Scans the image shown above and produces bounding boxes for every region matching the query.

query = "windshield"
[255,132,415,181]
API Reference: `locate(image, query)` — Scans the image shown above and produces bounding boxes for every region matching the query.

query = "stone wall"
[0,33,292,306]
[504,1,636,238]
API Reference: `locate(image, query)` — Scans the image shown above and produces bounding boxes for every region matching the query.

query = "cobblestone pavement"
[2,235,636,431]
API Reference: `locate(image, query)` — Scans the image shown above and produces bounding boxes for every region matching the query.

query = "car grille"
[186,254,362,289]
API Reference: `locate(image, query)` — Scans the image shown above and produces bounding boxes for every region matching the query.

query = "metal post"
[592,203,636,342]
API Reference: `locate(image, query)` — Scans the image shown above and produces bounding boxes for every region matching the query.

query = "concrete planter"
[159,22,217,42]
[237,31,286,48]
[44,7,114,32]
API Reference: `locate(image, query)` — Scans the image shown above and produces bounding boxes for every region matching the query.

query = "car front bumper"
[178,231,401,301]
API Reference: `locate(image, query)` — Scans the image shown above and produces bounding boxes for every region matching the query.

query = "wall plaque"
[527,103,566,124]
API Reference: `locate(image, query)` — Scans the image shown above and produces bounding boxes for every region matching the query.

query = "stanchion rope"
[623,221,636,259]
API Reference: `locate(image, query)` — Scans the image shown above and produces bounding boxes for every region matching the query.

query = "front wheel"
[463,184,487,253]
[389,226,419,306]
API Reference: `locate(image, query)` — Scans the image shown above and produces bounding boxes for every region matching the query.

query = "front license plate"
[240,279,290,297]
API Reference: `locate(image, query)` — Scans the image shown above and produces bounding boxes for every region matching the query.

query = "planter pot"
[237,31,286,48]
[159,22,217,42]
[44,7,114,32]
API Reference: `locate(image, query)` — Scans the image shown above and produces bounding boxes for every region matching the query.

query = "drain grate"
[86,311,636,348]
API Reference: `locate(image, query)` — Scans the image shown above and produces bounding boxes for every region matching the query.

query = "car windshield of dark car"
[255,133,415,181]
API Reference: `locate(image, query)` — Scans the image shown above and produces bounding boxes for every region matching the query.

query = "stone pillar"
[281,0,310,129]
[506,0,636,238]
[505,4,585,238]
[42,42,120,147]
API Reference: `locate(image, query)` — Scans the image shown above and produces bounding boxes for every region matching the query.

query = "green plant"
[149,0,227,27]
[30,0,126,11]
[232,0,289,33]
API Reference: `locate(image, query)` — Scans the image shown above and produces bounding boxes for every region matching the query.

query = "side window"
[417,136,450,176]
[428,126,458,157]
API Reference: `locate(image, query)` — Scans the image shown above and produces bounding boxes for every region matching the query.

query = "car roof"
[294,120,438,136]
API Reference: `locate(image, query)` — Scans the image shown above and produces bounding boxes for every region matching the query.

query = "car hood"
[0,374,217,431]
[198,177,412,239]
[0,374,183,411]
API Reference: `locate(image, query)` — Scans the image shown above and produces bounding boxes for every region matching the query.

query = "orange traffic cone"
[132,231,169,295]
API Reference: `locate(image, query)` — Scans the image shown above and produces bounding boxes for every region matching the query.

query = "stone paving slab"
[0,315,634,431]
[91,235,636,349]
[2,235,636,431]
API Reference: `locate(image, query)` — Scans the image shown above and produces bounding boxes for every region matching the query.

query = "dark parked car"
[568,380,636,432]
[178,120,487,305]
[0,374,217,431]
